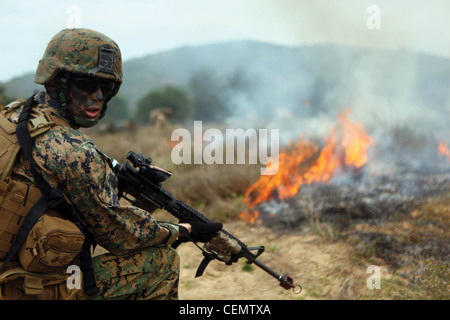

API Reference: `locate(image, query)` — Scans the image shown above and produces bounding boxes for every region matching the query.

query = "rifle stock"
[112,150,300,292]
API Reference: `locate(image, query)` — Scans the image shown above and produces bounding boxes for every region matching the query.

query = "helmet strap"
[48,73,71,112]
[71,115,100,127]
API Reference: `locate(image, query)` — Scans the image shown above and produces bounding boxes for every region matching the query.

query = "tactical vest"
[0,96,99,297]
[0,99,53,260]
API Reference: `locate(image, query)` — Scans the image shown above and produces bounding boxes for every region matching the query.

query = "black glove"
[179,219,223,243]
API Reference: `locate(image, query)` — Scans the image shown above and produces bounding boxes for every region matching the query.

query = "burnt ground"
[186,170,450,300]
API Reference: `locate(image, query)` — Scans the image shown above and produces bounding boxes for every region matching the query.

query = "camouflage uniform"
[3,28,225,300]
[8,91,180,300]
[1,28,189,300]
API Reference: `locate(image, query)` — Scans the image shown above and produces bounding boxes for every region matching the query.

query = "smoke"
[248,0,450,60]
[221,42,450,175]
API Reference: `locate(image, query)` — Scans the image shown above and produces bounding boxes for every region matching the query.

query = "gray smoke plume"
[221,43,450,175]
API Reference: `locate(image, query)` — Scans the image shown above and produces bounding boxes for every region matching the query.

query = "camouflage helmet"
[34,28,123,95]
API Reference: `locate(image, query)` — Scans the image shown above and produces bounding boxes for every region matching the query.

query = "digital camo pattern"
[34,28,123,85]
[77,246,180,300]
[8,92,180,299]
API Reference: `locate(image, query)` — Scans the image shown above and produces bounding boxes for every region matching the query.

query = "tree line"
[0,83,12,107]
[132,68,250,125]
[1,67,251,125]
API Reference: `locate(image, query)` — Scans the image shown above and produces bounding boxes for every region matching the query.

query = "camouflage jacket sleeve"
[32,127,179,255]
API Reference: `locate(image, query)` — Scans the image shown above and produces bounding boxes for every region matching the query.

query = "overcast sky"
[1,0,449,82]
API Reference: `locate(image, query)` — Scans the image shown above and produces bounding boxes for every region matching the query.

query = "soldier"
[0,28,222,300]
[150,107,172,129]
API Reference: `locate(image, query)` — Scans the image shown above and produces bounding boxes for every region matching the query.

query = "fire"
[339,111,373,169]
[240,109,373,223]
[438,141,450,162]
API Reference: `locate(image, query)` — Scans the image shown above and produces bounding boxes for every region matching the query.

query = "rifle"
[111,150,301,293]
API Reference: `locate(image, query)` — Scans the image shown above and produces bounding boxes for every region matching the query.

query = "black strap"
[1,95,99,296]
[0,197,49,273]
[79,241,99,296]
[176,224,219,278]
[195,252,216,278]
[16,97,51,197]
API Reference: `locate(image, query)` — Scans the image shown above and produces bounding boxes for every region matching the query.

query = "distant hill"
[3,40,450,129]
[2,73,42,100]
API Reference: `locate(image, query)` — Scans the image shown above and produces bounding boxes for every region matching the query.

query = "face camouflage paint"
[68,79,106,127]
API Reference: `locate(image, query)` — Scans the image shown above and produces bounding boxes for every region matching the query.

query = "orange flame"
[240,109,373,223]
[339,111,373,169]
[438,141,450,162]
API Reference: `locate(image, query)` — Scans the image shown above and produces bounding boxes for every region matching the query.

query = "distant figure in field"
[150,107,172,129]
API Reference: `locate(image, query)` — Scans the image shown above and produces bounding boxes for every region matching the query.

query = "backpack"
[0,95,98,299]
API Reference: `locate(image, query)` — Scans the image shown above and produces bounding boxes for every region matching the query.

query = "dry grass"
[84,124,261,220]
[345,192,449,299]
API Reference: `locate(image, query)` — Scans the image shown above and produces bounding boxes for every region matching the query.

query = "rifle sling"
[177,224,217,278]
[195,252,216,278]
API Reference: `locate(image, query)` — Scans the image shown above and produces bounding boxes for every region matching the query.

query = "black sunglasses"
[70,75,116,97]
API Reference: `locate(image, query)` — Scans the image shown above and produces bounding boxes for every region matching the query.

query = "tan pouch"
[0,265,80,300]
[18,211,85,273]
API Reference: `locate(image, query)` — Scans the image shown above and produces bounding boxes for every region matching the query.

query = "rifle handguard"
[204,232,242,264]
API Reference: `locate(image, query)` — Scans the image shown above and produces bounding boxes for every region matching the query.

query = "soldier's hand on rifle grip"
[178,219,223,243]
[178,223,192,234]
